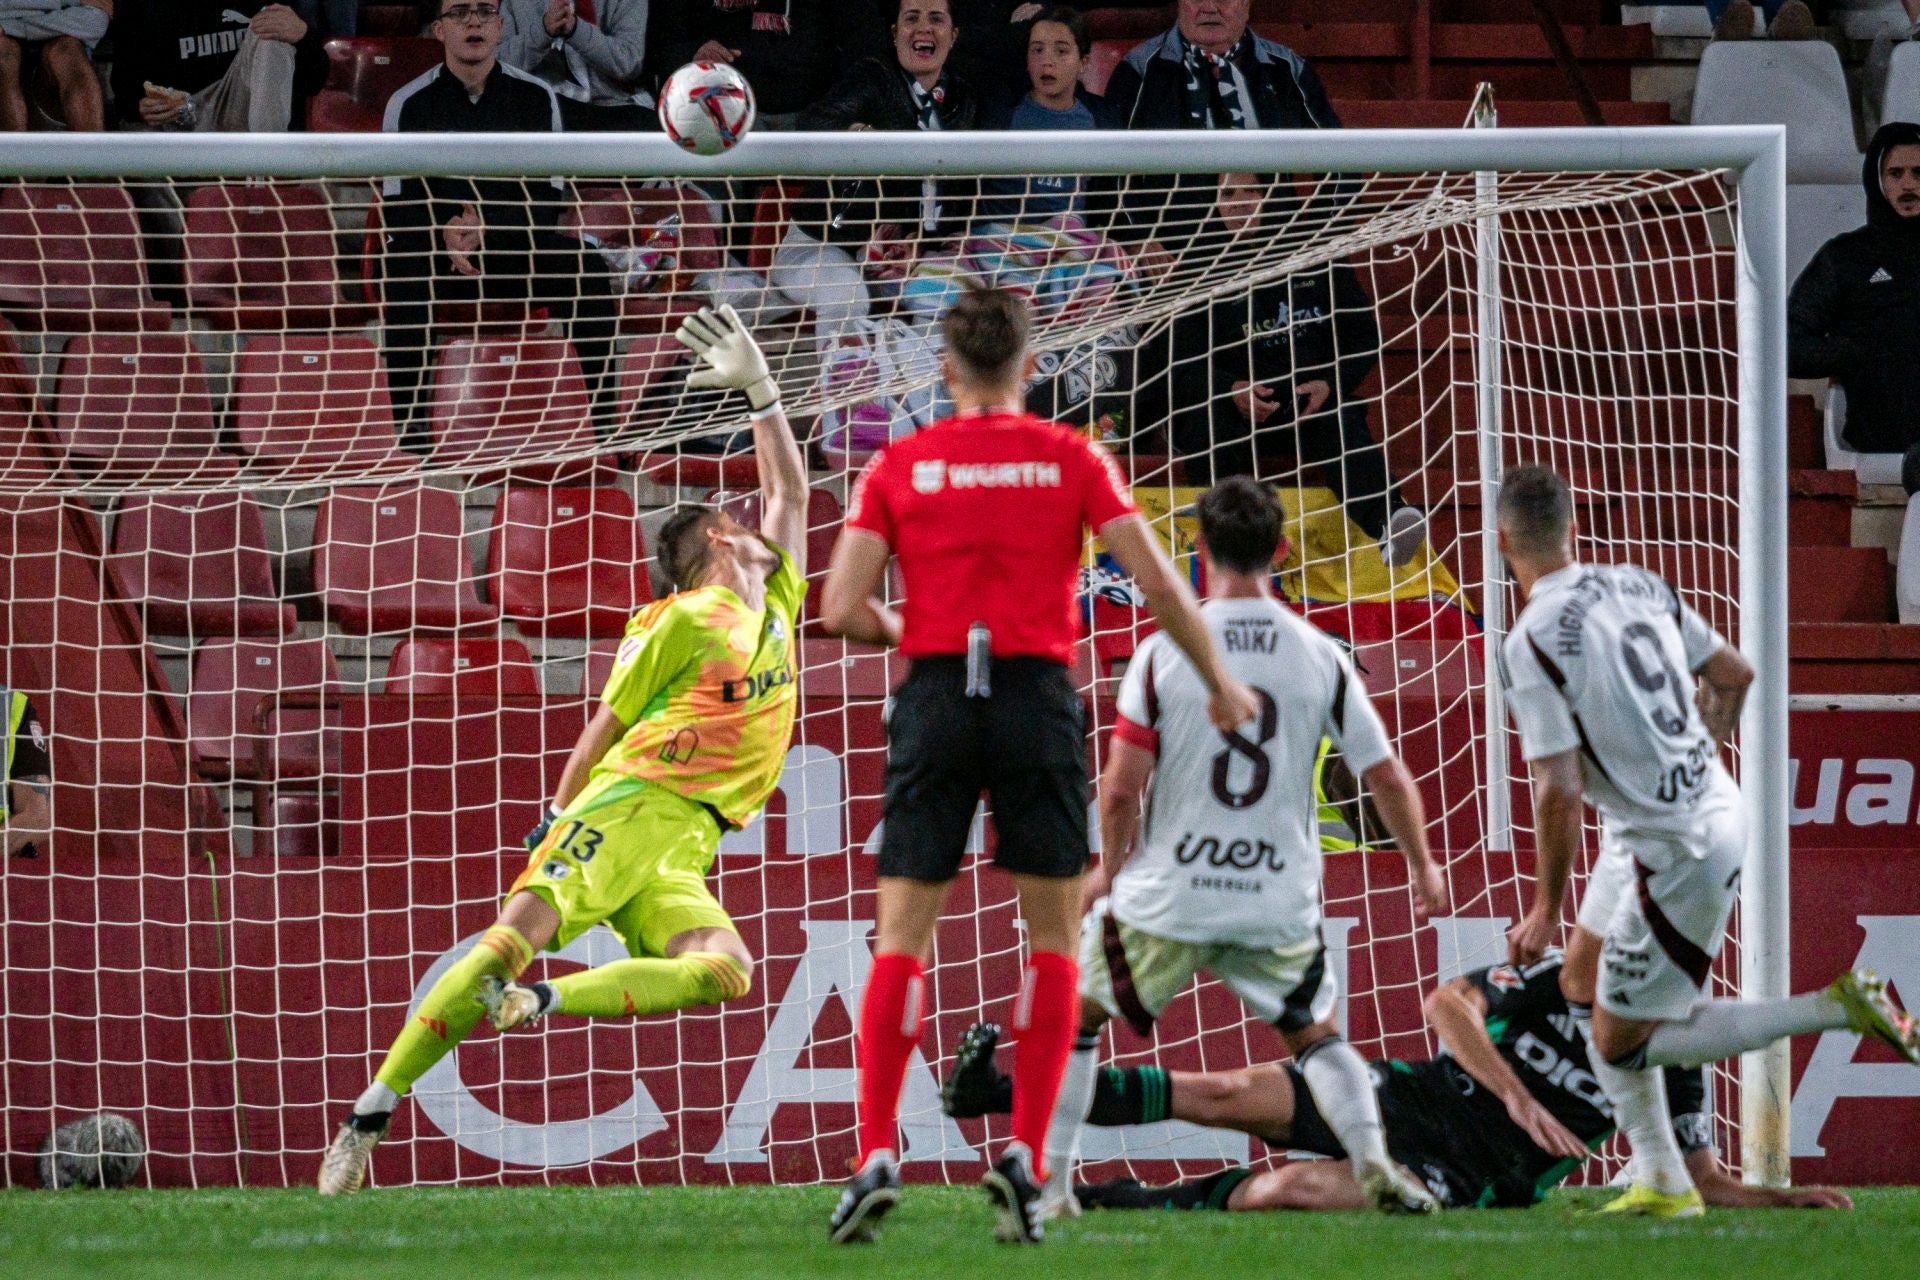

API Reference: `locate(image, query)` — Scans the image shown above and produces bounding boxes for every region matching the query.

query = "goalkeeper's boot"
[1357,1158,1440,1215]
[1830,969,1920,1065]
[1595,1184,1706,1218]
[982,1142,1047,1244]
[942,1022,1013,1119]
[828,1150,901,1245]
[317,1113,388,1196]
[477,976,547,1032]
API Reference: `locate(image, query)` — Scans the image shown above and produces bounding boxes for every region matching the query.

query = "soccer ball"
[659,62,755,156]
[37,1111,146,1189]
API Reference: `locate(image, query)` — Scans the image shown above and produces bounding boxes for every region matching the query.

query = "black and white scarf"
[907,75,947,228]
[1178,30,1257,131]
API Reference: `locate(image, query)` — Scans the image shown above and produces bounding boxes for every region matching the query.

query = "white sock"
[353,1081,400,1117]
[1588,1057,1690,1195]
[1042,1040,1099,1198]
[1299,1037,1387,1168]
[1641,994,1846,1069]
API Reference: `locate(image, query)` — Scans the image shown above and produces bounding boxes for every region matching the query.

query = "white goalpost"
[0,125,1789,1188]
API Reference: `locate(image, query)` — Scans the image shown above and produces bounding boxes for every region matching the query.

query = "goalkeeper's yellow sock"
[549,952,750,1017]
[369,925,534,1099]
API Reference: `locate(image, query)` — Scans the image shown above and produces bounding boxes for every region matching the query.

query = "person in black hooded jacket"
[1789,120,1920,475]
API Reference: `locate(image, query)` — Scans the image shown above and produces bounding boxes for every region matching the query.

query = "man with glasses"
[380,0,622,439]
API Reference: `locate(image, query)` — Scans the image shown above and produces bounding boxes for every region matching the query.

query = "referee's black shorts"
[878,656,1089,882]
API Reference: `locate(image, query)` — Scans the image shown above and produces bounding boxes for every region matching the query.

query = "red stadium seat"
[307,37,445,132]
[230,334,418,483]
[486,485,651,639]
[109,493,293,637]
[50,333,237,484]
[1085,595,1157,667]
[0,183,168,331]
[617,331,698,436]
[799,637,902,699]
[311,482,500,634]
[1296,599,1479,647]
[744,182,805,272]
[1081,40,1131,96]
[582,638,621,699]
[188,637,339,781]
[385,637,541,696]
[426,335,598,475]
[564,184,724,334]
[184,183,368,332]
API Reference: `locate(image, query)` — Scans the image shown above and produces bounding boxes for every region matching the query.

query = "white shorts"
[1078,900,1336,1037]
[1575,831,1638,938]
[1595,808,1746,1022]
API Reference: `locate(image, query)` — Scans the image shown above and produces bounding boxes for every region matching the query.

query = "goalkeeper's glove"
[674,304,779,411]
[525,804,562,852]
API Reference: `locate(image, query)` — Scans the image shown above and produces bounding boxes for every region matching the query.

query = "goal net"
[0,128,1786,1190]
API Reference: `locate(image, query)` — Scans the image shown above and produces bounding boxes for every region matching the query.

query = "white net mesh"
[0,143,1751,1187]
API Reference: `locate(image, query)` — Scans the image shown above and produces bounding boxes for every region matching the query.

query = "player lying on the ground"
[1034,477,1449,1222]
[1495,465,1920,1218]
[319,306,809,1195]
[945,952,1852,1213]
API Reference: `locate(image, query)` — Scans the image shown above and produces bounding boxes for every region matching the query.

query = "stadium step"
[1791,547,1894,624]
[1791,624,1920,693]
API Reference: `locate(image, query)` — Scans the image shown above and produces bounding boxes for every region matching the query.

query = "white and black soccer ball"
[659,62,755,156]
[37,1111,146,1189]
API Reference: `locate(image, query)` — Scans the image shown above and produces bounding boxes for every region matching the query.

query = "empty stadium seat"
[231,334,418,482]
[384,637,541,696]
[1086,595,1157,666]
[109,493,293,637]
[0,183,168,331]
[1900,497,1920,626]
[1885,40,1920,129]
[1787,183,1866,283]
[50,333,236,484]
[188,637,339,781]
[1823,386,1907,487]
[564,184,724,334]
[799,637,902,699]
[1691,41,1859,184]
[1082,39,1131,97]
[426,335,599,474]
[486,485,651,638]
[308,37,444,132]
[184,183,366,332]
[1296,599,1480,647]
[311,482,500,634]
[583,638,620,698]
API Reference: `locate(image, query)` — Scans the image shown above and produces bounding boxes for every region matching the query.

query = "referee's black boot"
[942,1022,1013,1119]
[828,1150,901,1244]
[982,1143,1046,1244]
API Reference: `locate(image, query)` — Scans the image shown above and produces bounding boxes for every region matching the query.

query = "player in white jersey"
[1040,477,1449,1219]
[1497,465,1920,1218]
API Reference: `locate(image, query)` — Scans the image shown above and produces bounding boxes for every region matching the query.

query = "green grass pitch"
[4,1184,1917,1279]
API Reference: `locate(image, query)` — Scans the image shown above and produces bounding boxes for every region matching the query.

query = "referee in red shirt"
[821,287,1258,1244]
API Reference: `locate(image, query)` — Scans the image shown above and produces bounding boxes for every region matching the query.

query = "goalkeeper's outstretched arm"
[674,305,811,574]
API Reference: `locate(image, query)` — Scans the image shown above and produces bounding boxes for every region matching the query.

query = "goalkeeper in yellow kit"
[321,307,809,1194]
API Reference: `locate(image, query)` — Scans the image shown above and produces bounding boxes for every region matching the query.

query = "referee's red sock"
[1010,950,1079,1179]
[856,951,927,1166]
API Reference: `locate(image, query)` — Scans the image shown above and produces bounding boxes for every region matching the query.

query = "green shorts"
[509,777,737,956]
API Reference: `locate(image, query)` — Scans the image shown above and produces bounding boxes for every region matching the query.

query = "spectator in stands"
[1791,121,1920,480]
[110,3,328,132]
[650,0,886,126]
[382,0,621,440]
[500,0,652,130]
[773,0,980,333]
[1168,173,1424,567]
[1705,1,1824,41]
[1102,0,1338,276]
[977,6,1116,222]
[3,685,50,858]
[0,1,108,131]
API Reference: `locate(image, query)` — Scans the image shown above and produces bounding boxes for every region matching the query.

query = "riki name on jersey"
[1221,616,1281,654]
